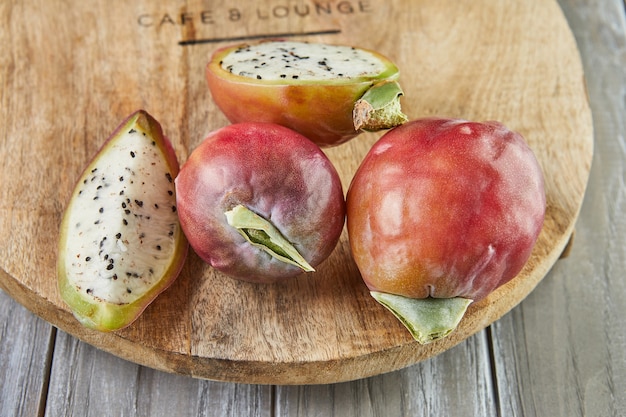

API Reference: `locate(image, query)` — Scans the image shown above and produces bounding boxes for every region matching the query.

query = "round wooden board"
[0,0,592,384]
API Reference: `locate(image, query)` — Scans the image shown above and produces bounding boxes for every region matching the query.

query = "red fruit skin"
[205,42,400,147]
[175,122,346,283]
[346,118,546,302]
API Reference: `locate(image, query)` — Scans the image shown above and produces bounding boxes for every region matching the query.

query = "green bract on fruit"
[57,110,188,332]
[175,122,346,283]
[206,40,407,147]
[346,118,546,344]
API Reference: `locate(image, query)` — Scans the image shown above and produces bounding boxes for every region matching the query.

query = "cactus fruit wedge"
[57,110,188,332]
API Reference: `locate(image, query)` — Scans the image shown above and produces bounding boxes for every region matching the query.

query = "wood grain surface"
[0,0,592,384]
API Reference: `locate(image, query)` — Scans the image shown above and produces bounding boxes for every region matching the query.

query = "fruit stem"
[370,292,472,344]
[353,81,408,131]
[225,204,315,272]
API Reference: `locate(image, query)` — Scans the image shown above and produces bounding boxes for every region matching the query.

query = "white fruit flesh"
[220,41,387,81]
[62,125,180,305]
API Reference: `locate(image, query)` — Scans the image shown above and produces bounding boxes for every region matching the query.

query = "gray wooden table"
[2,1,625,416]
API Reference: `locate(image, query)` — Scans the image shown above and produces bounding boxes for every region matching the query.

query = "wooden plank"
[490,0,626,416]
[44,330,273,417]
[276,332,497,417]
[0,289,54,417]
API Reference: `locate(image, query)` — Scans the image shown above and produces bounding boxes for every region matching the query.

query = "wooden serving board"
[0,0,593,384]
